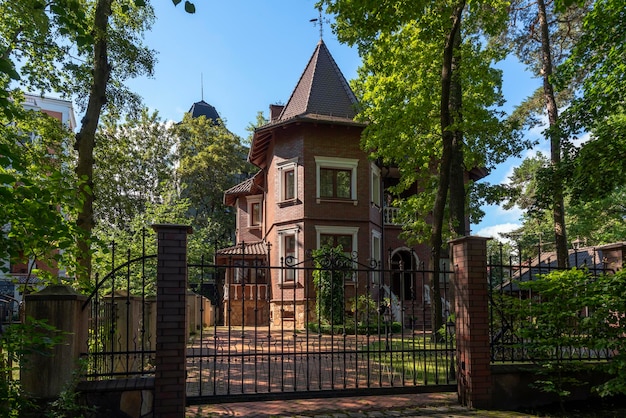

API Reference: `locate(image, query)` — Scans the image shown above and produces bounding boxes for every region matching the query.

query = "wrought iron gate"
[186,250,456,404]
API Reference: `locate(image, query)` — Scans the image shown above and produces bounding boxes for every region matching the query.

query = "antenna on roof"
[309,7,328,40]
[201,73,204,101]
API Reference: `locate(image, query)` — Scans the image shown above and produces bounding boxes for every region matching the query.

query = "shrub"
[312,245,353,325]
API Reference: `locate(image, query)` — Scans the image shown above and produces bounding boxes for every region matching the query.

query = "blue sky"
[127,0,546,240]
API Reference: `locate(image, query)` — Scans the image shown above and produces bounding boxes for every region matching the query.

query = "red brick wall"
[450,236,491,409]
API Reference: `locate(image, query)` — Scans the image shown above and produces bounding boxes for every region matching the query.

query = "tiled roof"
[223,171,265,206]
[279,40,358,121]
[188,100,220,123]
[501,246,612,291]
[217,241,268,256]
[248,41,361,167]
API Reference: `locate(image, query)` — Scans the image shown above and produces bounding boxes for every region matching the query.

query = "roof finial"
[201,73,204,101]
[309,7,328,40]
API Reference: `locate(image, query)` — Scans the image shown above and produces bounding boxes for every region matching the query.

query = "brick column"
[152,224,192,418]
[450,236,491,409]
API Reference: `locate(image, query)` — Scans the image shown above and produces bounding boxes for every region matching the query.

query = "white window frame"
[278,227,300,283]
[247,195,263,228]
[315,156,359,204]
[235,197,240,231]
[277,157,298,203]
[315,225,359,281]
[315,226,359,253]
[371,163,381,207]
[371,230,382,283]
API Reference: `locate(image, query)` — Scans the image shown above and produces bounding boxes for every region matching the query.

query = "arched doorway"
[389,248,420,301]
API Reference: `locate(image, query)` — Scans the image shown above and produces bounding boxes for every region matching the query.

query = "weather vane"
[309,8,329,40]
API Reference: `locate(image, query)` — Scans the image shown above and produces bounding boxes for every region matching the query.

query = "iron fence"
[186,248,456,403]
[81,241,158,380]
[488,245,614,363]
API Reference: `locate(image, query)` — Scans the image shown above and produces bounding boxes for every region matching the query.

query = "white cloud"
[572,131,590,148]
[473,223,522,241]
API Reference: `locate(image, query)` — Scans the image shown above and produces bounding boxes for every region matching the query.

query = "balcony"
[383,207,401,226]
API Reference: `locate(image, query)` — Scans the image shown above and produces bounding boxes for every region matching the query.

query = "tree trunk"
[448,15,466,238]
[537,0,568,268]
[430,0,465,338]
[74,0,112,286]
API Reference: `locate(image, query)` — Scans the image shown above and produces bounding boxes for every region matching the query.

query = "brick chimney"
[269,104,284,122]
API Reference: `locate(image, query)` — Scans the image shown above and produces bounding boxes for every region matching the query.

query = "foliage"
[90,108,251,292]
[45,360,96,418]
[0,98,83,284]
[312,245,353,325]
[557,0,626,135]
[0,0,159,283]
[516,269,590,399]
[94,109,176,231]
[91,196,190,296]
[0,318,65,417]
[585,270,626,397]
[307,320,402,335]
[324,0,522,242]
[497,0,591,268]
[350,294,378,324]
[322,0,524,339]
[503,269,626,402]
[175,113,253,251]
[437,313,456,345]
[569,114,626,203]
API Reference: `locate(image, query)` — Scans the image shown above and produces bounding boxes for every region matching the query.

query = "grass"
[361,336,456,385]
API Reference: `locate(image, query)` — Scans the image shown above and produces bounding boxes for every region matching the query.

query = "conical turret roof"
[278,40,358,121]
[248,41,361,167]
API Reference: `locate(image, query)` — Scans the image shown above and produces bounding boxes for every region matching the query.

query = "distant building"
[187,100,221,123]
[0,94,76,321]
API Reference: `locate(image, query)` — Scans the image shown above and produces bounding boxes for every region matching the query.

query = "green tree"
[175,113,252,252]
[557,0,625,135]
[505,269,626,405]
[499,138,626,255]
[93,109,176,231]
[0,98,82,285]
[322,0,523,333]
[501,0,590,267]
[1,0,159,285]
[557,0,626,217]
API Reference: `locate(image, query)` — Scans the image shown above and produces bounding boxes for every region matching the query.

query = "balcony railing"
[224,283,269,301]
[383,207,401,225]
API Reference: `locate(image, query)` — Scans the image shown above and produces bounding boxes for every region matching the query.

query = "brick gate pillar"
[152,224,192,418]
[449,236,491,409]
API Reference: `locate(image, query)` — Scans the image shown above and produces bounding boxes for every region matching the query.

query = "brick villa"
[215,40,485,328]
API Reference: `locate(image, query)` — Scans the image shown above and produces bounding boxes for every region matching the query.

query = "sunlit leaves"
[93,109,176,231]
[558,0,626,134]
[0,108,83,285]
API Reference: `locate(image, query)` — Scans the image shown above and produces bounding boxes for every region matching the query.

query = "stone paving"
[186,392,537,417]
